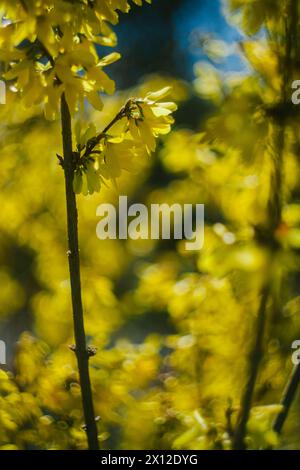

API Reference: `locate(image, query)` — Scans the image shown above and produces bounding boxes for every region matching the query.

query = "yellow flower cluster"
[0,0,151,118]
[72,86,177,195]
[127,87,177,154]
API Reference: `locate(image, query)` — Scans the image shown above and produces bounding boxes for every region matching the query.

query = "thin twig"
[82,106,127,159]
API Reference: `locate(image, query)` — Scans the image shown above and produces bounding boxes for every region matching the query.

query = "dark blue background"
[107,0,245,88]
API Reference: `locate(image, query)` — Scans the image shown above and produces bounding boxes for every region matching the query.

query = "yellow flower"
[73,130,146,195]
[127,87,177,154]
[99,136,146,183]
[71,85,176,196]
[73,162,101,196]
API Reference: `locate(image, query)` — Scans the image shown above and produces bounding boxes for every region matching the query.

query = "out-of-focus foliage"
[1,0,300,451]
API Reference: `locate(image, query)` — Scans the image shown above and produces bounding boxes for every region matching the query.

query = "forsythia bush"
[0,0,300,451]
[0,0,176,196]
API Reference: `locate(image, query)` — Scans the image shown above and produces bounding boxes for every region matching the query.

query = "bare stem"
[60,93,99,450]
[273,363,300,434]
[232,285,270,450]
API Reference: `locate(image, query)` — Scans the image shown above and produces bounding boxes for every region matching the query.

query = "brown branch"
[60,92,99,450]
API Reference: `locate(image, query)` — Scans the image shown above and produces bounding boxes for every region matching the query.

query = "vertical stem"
[232,285,270,450]
[273,363,300,434]
[60,93,99,450]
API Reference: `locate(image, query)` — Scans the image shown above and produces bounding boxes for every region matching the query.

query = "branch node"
[81,416,101,430]
[56,154,64,168]
[87,346,98,358]
[67,249,79,258]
